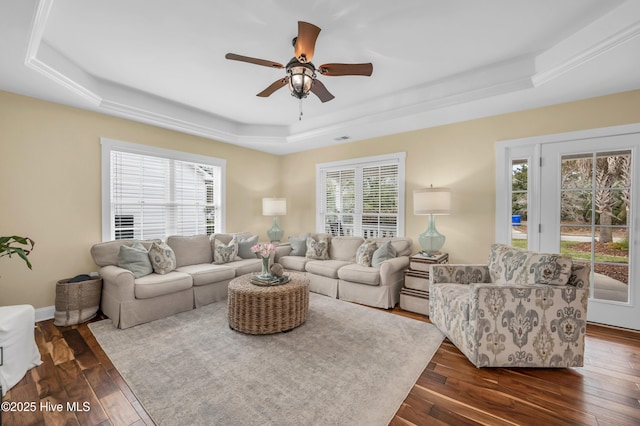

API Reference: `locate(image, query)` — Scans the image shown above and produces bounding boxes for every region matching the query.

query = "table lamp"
[413,186,451,254]
[262,198,287,242]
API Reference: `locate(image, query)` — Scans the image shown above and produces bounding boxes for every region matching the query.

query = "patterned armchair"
[429,243,590,368]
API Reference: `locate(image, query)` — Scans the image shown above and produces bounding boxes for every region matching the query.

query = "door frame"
[496,122,640,330]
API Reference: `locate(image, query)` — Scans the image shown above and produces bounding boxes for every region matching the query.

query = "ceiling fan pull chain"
[299,98,304,121]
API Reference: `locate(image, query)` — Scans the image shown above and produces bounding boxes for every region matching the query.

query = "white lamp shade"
[262,198,287,216]
[413,188,451,215]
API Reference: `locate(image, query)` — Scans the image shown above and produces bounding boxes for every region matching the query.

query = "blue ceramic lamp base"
[267,217,284,242]
[418,214,445,253]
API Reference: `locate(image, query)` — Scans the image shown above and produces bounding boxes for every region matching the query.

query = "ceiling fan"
[225,21,373,103]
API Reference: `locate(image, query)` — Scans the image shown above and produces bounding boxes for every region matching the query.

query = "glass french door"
[540,134,639,330]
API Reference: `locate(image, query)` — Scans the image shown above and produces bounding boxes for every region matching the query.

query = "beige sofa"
[90,233,260,329]
[275,234,412,308]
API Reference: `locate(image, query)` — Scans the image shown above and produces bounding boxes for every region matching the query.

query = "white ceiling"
[1,0,640,155]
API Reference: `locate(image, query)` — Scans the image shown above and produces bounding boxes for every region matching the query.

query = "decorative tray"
[250,274,290,287]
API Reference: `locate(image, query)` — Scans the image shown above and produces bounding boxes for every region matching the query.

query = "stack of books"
[250,274,290,286]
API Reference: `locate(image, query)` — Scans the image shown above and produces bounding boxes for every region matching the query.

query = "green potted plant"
[0,235,35,269]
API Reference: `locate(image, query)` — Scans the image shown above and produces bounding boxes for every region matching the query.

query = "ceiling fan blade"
[318,63,373,77]
[257,77,289,97]
[310,79,334,103]
[294,21,321,63]
[225,53,284,69]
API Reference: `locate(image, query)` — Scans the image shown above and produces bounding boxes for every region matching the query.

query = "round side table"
[227,272,309,334]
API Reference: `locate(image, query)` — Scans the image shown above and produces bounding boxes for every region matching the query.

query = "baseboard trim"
[35,305,55,322]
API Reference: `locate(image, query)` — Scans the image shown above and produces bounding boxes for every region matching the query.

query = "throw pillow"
[117,242,153,278]
[371,241,396,268]
[355,241,378,267]
[288,233,309,256]
[305,236,330,260]
[237,235,259,259]
[214,236,239,264]
[148,241,177,275]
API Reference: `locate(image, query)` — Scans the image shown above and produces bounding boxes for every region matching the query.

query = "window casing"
[101,138,225,241]
[316,153,405,238]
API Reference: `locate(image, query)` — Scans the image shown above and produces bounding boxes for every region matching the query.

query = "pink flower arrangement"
[251,242,277,258]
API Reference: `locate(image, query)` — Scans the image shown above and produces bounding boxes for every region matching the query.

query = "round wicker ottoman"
[227,273,310,335]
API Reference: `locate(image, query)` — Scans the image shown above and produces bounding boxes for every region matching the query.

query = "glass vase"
[260,256,270,277]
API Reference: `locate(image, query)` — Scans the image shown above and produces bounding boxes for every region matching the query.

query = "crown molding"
[533,1,640,86]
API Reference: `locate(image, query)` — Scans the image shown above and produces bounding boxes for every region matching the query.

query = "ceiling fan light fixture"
[224,21,371,104]
[287,62,315,99]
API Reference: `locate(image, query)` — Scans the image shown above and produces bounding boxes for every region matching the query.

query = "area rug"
[89,293,444,426]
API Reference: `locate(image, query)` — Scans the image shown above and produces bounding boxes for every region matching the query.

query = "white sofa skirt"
[0,305,42,396]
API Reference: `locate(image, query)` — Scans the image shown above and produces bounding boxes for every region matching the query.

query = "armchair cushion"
[488,243,573,286]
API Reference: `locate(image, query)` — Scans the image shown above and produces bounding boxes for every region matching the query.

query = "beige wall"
[281,89,640,265]
[0,90,281,308]
[3,88,640,309]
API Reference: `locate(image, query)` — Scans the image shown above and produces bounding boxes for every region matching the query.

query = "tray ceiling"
[1,0,640,154]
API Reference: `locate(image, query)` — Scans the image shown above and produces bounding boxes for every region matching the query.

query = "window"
[511,159,529,248]
[101,139,225,241]
[316,153,405,238]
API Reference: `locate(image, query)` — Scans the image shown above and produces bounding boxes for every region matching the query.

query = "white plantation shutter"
[102,139,224,241]
[362,164,399,238]
[321,169,356,235]
[317,153,405,238]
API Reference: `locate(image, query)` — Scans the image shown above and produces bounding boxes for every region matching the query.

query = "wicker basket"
[54,277,102,326]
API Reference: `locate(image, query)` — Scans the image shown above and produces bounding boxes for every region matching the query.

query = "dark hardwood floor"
[2,308,640,425]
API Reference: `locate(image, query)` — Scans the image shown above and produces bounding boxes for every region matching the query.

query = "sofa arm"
[99,265,136,302]
[274,244,292,263]
[467,282,588,367]
[379,256,410,286]
[429,264,491,285]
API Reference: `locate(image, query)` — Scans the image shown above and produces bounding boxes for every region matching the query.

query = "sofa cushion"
[117,242,153,278]
[229,258,262,276]
[237,235,259,259]
[279,255,309,272]
[337,263,381,286]
[330,237,365,261]
[166,234,213,268]
[288,234,309,256]
[148,242,177,275]
[306,236,330,260]
[213,236,239,264]
[175,263,235,286]
[488,243,573,286]
[371,241,396,268]
[305,259,352,279]
[134,271,192,299]
[355,241,377,267]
